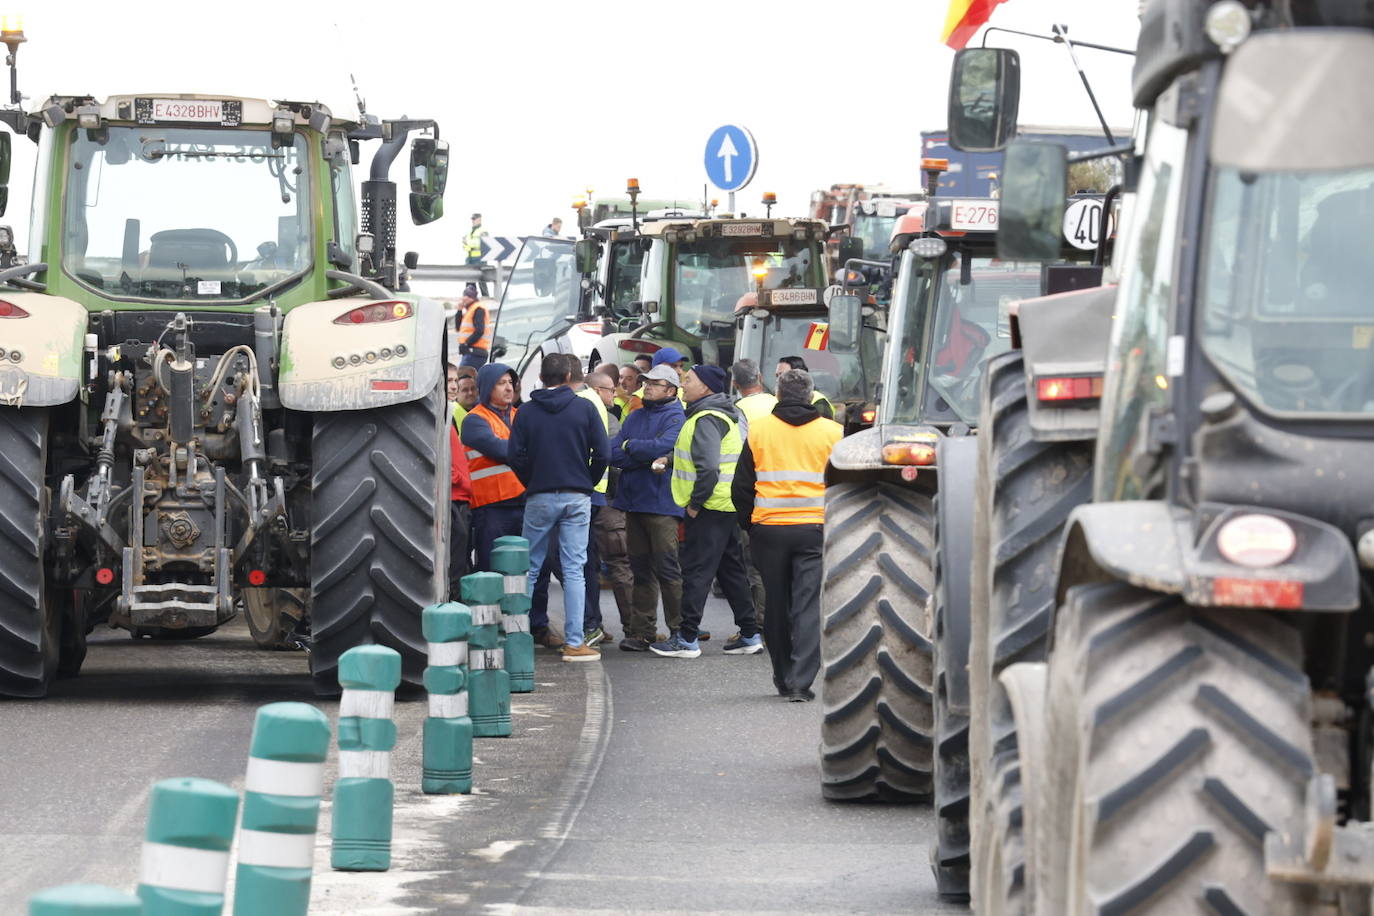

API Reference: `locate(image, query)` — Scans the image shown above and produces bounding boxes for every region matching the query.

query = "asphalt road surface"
[0,588,963,915]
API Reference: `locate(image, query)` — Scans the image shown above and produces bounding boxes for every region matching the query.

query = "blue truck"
[921,126,1125,197]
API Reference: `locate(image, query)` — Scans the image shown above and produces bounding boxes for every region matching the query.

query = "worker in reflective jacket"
[648,365,762,660]
[461,363,525,572]
[732,368,842,700]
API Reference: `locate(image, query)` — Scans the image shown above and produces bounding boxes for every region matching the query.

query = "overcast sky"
[10,0,1141,265]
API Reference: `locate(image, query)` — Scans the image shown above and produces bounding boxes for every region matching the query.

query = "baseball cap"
[650,347,686,367]
[643,364,681,386]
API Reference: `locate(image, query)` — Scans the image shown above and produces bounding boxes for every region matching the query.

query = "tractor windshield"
[1199,167,1374,416]
[672,236,818,337]
[61,126,312,302]
[492,237,579,374]
[889,252,1040,424]
[758,314,884,405]
[852,212,899,259]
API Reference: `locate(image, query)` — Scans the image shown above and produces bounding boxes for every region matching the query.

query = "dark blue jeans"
[472,500,524,573]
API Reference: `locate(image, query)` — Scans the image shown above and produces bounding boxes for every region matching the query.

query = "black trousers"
[531,505,603,632]
[678,509,758,642]
[448,501,471,600]
[750,523,823,692]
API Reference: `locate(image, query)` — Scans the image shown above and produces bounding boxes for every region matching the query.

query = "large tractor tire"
[969,351,1092,906]
[819,479,935,801]
[0,408,59,698]
[309,383,448,695]
[931,437,978,900]
[1042,583,1315,915]
[244,587,306,650]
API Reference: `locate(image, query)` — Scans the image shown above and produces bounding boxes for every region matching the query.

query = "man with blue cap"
[650,364,762,659]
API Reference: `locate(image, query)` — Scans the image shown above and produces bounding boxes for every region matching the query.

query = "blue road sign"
[704,125,758,193]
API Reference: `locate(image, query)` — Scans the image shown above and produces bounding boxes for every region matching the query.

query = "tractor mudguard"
[0,292,86,407]
[278,295,445,410]
[934,435,977,712]
[1058,501,1359,612]
[1017,284,1114,443]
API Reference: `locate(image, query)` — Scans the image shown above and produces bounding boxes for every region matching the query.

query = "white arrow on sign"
[717,132,739,185]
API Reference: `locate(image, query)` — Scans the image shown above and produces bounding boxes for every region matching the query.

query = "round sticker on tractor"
[1063,198,1113,251]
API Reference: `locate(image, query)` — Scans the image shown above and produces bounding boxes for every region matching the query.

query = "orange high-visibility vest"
[749,412,842,525]
[466,404,525,507]
[458,300,493,351]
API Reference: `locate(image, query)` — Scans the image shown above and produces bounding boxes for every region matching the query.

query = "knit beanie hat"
[692,364,727,394]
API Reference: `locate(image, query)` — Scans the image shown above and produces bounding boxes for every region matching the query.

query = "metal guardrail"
[409,264,514,301]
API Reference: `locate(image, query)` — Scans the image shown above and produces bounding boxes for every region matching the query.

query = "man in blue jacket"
[508,354,610,661]
[611,363,686,651]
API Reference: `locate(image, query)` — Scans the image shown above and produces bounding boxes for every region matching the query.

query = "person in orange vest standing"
[732,368,842,701]
[456,283,493,368]
[461,363,526,572]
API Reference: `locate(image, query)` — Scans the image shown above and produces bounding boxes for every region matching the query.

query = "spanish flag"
[804,322,830,351]
[942,0,1009,49]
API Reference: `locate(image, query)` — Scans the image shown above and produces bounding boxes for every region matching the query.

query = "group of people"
[445,344,841,700]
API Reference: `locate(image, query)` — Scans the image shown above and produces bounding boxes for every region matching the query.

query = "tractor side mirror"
[997,140,1067,262]
[828,293,862,354]
[948,48,1021,152]
[575,238,599,275]
[836,235,863,265]
[408,137,449,226]
[0,133,10,217]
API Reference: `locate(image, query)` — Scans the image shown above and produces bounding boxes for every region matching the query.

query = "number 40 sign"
[1063,198,1118,251]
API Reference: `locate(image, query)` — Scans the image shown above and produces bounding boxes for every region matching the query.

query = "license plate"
[135,98,242,126]
[770,289,819,306]
[720,222,765,237]
[949,200,999,231]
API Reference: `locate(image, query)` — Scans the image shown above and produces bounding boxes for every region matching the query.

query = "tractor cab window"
[492,237,578,375]
[851,212,899,259]
[757,314,883,405]
[607,239,644,320]
[1199,166,1374,416]
[889,250,1038,424]
[61,126,312,302]
[672,236,817,337]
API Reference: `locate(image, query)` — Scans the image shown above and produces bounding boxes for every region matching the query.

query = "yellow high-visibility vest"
[576,386,610,495]
[670,409,742,512]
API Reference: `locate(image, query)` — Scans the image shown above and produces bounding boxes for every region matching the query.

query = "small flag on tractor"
[942,0,1010,50]
[804,322,830,351]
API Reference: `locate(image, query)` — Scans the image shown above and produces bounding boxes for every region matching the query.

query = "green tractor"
[942,3,1374,912]
[0,27,452,696]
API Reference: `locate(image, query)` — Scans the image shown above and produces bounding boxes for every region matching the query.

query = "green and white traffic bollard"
[331,645,400,872]
[492,539,534,694]
[461,572,511,737]
[234,702,331,915]
[422,602,474,794]
[137,777,239,915]
[29,885,142,915]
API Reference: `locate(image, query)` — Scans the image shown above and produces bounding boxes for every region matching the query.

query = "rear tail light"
[334,301,413,325]
[1036,375,1104,402]
[95,567,115,585]
[619,339,662,354]
[0,299,30,319]
[1216,514,1297,568]
[882,441,937,466]
[247,569,267,586]
[577,321,603,335]
[1212,577,1303,609]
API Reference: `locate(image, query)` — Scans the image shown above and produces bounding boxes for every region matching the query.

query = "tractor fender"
[1057,501,1359,612]
[935,435,977,711]
[278,295,445,410]
[1017,284,1114,443]
[0,291,86,407]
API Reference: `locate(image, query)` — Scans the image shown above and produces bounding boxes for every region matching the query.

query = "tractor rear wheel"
[309,383,448,695]
[0,408,58,698]
[819,480,935,801]
[1045,584,1316,914]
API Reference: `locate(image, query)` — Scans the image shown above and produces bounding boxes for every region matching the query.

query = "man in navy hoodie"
[508,354,610,661]
[462,364,526,573]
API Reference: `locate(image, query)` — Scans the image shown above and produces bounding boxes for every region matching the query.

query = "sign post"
[704,125,759,213]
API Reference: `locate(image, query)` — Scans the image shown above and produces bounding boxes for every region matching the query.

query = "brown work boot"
[561,645,602,663]
[533,626,565,649]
